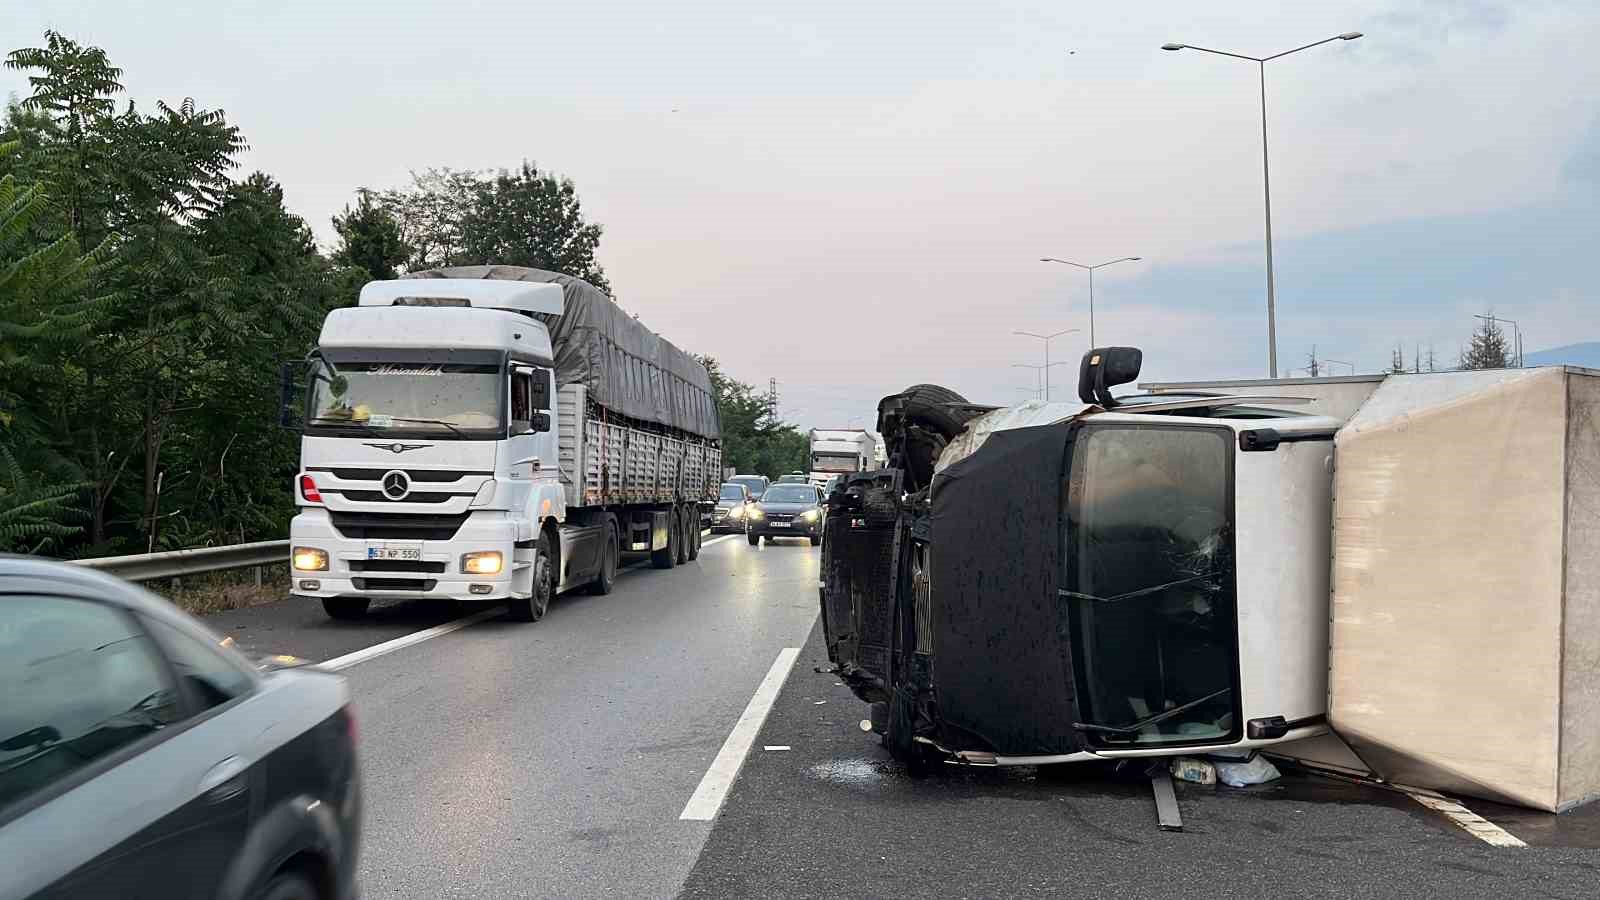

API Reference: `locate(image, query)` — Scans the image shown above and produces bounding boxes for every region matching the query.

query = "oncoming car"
[711,483,754,533]
[745,483,825,546]
[725,474,770,501]
[0,557,361,900]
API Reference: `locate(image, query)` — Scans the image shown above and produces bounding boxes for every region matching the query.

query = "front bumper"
[289,509,518,603]
[746,517,823,538]
[710,509,747,532]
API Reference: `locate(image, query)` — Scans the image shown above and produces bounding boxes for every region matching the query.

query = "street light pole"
[1013,330,1078,401]
[1012,362,1071,402]
[1163,31,1363,379]
[1038,258,1141,347]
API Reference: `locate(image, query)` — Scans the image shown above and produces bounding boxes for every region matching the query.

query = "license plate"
[770,521,790,528]
[367,545,422,561]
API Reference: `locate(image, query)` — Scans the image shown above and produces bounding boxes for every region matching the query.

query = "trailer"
[283,266,720,623]
[807,429,879,489]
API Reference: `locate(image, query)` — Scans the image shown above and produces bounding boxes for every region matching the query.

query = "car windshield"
[729,477,766,495]
[719,485,745,501]
[307,359,503,437]
[762,485,818,504]
[1063,424,1237,747]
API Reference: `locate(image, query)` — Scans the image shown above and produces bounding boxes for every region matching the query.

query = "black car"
[0,557,360,900]
[745,483,825,545]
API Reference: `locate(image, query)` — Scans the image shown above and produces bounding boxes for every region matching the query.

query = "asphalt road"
[201,534,1600,898]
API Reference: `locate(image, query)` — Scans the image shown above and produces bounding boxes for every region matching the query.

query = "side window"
[143,616,254,712]
[510,370,532,430]
[0,596,179,812]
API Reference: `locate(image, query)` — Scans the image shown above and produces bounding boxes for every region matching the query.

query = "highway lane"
[310,533,818,898]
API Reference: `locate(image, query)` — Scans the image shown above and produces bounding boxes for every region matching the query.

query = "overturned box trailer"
[821,355,1600,811]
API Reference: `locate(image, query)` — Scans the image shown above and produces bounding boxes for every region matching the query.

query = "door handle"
[198,755,250,802]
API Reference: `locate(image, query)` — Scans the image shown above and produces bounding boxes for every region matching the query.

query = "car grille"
[346,559,447,574]
[330,512,470,541]
[352,577,437,592]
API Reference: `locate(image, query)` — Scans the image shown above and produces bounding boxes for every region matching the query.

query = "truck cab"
[286,280,568,621]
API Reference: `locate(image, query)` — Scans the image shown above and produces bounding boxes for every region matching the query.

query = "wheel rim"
[534,550,553,615]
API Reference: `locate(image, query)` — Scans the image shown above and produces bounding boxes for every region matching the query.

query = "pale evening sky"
[7,0,1598,429]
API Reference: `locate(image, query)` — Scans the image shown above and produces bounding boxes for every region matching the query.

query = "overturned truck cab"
[821,350,1342,769]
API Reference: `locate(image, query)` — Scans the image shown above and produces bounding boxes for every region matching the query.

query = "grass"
[144,566,292,617]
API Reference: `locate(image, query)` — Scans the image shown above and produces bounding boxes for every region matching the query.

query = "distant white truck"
[807,429,879,489]
[282,267,721,623]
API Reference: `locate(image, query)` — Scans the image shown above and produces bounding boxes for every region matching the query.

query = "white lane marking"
[1406,791,1527,848]
[320,608,504,671]
[680,647,803,821]
[763,745,791,751]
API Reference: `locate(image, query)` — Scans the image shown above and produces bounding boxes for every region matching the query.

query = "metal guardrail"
[72,539,289,582]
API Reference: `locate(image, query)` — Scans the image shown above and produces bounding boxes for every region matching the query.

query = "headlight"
[462,551,503,575]
[801,509,821,522]
[729,506,745,519]
[747,507,765,520]
[292,547,328,571]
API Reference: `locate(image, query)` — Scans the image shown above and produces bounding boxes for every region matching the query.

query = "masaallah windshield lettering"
[371,364,445,376]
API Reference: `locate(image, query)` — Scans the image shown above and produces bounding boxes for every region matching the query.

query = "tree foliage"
[332,190,411,282]
[701,357,807,478]
[372,164,609,290]
[1459,316,1511,370]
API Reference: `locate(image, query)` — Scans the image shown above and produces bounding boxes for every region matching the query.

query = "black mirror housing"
[1077,347,1142,408]
[278,361,302,430]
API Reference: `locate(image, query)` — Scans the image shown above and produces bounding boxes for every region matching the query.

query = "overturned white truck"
[822,351,1600,812]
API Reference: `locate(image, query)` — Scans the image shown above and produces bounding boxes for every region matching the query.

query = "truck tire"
[652,514,677,569]
[689,514,702,560]
[674,508,690,565]
[747,532,760,546]
[509,535,554,622]
[322,597,369,620]
[586,525,618,595]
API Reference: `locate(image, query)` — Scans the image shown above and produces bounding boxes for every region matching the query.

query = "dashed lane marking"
[1406,790,1527,848]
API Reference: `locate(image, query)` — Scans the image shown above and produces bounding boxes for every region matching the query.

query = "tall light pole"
[1012,362,1070,402]
[1013,329,1079,401]
[1163,31,1364,379]
[1039,257,1141,347]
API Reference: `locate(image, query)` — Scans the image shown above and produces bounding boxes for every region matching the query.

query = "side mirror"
[278,361,302,430]
[518,366,552,411]
[1077,347,1142,408]
[530,411,552,433]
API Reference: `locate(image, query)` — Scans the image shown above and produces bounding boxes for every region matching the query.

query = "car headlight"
[729,506,745,519]
[800,509,821,522]
[747,507,764,520]
[462,551,503,575]
[292,547,328,571]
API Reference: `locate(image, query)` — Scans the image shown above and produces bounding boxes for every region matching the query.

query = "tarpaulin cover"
[404,266,719,439]
[927,420,1083,755]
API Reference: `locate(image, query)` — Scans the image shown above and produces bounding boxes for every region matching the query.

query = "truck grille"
[351,577,437,592]
[330,512,470,541]
[346,560,447,574]
[336,490,464,504]
[312,468,485,483]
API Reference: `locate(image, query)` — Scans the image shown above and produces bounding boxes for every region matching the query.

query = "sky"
[7,0,1598,430]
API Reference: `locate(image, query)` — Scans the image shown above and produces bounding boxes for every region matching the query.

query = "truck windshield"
[307,360,503,438]
[810,453,860,473]
[1062,424,1237,747]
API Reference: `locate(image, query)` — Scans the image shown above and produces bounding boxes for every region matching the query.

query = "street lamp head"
[1128,256,1142,262]
[1339,32,1363,40]
[1161,43,1185,51]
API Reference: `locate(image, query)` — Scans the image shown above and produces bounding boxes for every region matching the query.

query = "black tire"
[809,535,822,546]
[252,870,318,900]
[897,383,975,437]
[747,532,760,546]
[674,508,690,565]
[763,535,775,545]
[509,535,554,622]
[587,525,618,595]
[689,516,702,560]
[321,597,369,620]
[652,513,677,569]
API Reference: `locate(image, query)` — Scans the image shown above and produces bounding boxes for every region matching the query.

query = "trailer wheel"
[653,514,677,569]
[509,535,554,622]
[586,525,618,595]
[674,508,691,565]
[322,597,369,620]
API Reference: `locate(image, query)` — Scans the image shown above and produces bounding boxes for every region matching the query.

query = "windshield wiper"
[382,417,466,439]
[1073,687,1232,738]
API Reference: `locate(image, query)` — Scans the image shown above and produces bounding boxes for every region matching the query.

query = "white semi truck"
[807,429,879,489]
[282,267,721,623]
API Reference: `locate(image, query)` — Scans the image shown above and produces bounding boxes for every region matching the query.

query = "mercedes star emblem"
[381,470,412,500]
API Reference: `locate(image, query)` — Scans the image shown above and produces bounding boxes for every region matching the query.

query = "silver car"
[0,558,361,900]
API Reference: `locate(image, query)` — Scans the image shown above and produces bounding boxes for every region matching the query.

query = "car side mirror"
[1078,346,1142,408]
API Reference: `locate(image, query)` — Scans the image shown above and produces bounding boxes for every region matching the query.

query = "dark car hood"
[758,502,817,515]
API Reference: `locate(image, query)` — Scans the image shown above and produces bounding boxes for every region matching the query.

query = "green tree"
[332,189,411,282]
[1459,316,1510,370]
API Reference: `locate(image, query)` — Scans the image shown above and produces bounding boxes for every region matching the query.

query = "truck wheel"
[674,509,690,565]
[747,532,760,546]
[652,515,677,569]
[322,597,369,620]
[689,515,702,560]
[587,526,618,595]
[510,535,554,622]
